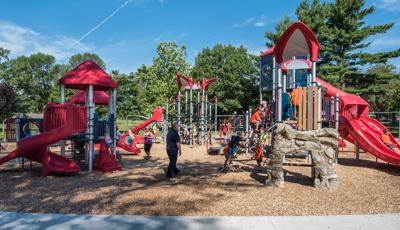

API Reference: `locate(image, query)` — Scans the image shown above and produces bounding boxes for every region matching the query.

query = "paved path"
[0,211,399,230]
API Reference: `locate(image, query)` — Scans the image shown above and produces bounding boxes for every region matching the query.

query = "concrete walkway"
[0,211,399,230]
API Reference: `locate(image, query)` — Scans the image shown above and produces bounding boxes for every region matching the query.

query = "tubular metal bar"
[317,82,322,129]
[277,68,283,122]
[335,94,340,130]
[88,85,94,172]
[189,88,193,146]
[113,89,117,156]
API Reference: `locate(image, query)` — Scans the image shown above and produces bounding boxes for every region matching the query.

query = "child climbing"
[143,127,154,160]
[250,107,261,136]
[253,128,268,173]
[222,131,242,171]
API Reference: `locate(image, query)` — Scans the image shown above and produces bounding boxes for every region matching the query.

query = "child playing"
[381,128,400,153]
[254,128,268,173]
[223,131,242,170]
[125,129,135,147]
[143,127,154,160]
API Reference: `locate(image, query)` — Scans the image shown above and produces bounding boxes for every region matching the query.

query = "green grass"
[0,123,4,140]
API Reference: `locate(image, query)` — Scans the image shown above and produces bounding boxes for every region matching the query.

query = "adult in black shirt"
[166,123,182,178]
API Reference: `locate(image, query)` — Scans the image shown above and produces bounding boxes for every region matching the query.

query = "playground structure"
[0,60,122,175]
[168,74,219,145]
[260,21,400,166]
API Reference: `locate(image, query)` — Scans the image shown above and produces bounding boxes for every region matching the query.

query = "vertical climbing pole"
[205,90,208,142]
[107,89,112,135]
[317,82,322,129]
[214,97,218,138]
[282,72,287,93]
[184,89,188,126]
[112,89,117,156]
[330,96,335,128]
[200,88,205,145]
[277,67,283,122]
[165,98,169,143]
[197,90,200,122]
[173,99,176,123]
[313,86,318,130]
[189,87,193,146]
[177,91,181,132]
[245,110,249,155]
[335,94,339,130]
[311,62,317,87]
[88,84,94,173]
[60,84,65,157]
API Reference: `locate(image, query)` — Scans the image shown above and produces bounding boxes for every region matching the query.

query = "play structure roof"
[273,21,320,64]
[260,46,275,57]
[69,90,110,105]
[202,77,219,91]
[177,74,193,89]
[59,60,118,91]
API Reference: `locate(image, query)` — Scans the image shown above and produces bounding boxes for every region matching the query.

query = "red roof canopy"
[69,90,110,105]
[202,77,219,91]
[260,46,275,57]
[274,21,320,64]
[59,60,118,91]
[176,74,193,90]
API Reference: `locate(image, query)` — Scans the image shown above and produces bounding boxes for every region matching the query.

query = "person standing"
[143,127,154,160]
[166,123,182,178]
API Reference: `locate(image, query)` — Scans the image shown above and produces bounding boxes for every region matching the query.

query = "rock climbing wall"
[266,123,339,190]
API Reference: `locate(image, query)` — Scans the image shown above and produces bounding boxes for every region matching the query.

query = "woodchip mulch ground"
[0,141,399,216]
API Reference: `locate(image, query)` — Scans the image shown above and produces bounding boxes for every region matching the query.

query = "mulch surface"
[0,142,399,216]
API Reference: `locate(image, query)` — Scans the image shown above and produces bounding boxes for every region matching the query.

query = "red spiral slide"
[317,77,400,166]
[0,103,86,176]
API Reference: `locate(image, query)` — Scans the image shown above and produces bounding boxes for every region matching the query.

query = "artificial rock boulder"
[266,123,339,190]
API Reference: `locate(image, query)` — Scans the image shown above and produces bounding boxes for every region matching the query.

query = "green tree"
[0,82,19,120]
[360,64,400,111]
[3,53,58,113]
[264,16,294,47]
[136,42,191,113]
[48,63,75,103]
[69,53,106,70]
[111,70,142,118]
[0,47,10,64]
[191,44,259,114]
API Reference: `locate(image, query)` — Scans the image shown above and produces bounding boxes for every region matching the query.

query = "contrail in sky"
[69,0,133,49]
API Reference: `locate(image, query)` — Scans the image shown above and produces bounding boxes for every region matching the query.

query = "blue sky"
[0,0,399,73]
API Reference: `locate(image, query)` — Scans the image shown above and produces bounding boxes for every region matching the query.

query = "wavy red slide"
[117,107,164,154]
[317,77,400,166]
[0,104,86,176]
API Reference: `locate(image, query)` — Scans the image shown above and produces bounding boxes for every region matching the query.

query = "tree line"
[0,0,399,121]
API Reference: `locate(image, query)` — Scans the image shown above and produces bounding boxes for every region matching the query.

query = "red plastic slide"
[0,103,86,176]
[317,77,400,165]
[117,107,164,154]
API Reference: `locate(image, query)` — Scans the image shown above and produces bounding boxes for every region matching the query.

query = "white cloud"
[371,37,400,47]
[233,15,268,28]
[0,21,91,61]
[376,0,400,12]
